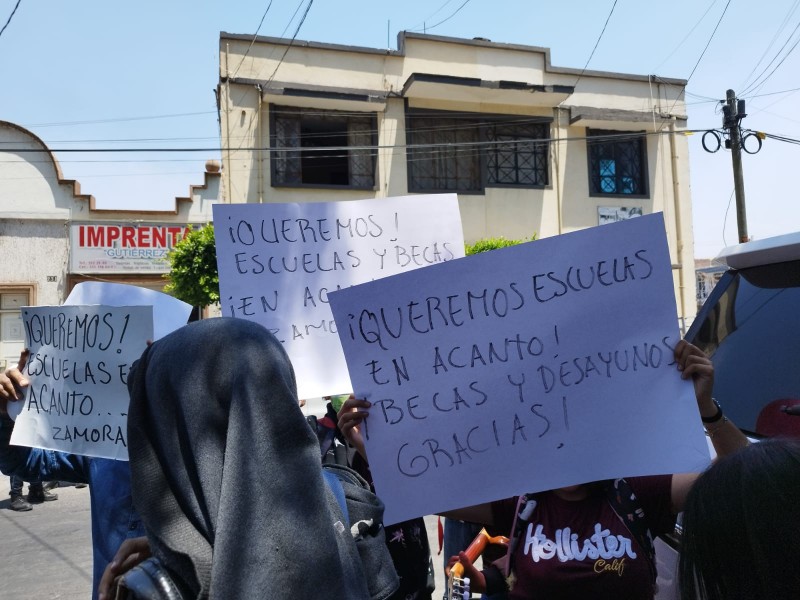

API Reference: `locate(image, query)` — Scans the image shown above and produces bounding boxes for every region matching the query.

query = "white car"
[655,231,800,599]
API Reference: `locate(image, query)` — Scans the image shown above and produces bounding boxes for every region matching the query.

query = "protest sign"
[328,213,711,525]
[65,281,192,340]
[213,195,465,399]
[9,305,153,460]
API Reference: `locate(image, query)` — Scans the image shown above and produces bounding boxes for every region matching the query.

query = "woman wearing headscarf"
[125,317,371,599]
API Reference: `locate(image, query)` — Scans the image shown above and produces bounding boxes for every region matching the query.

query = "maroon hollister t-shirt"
[491,476,675,600]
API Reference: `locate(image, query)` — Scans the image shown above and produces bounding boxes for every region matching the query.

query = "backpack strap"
[604,479,657,584]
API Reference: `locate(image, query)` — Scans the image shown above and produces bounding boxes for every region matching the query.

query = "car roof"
[715,231,800,270]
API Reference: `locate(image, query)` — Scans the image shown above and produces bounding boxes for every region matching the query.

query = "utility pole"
[723,89,749,244]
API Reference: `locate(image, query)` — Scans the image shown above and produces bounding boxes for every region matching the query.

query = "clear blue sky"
[2,0,798,257]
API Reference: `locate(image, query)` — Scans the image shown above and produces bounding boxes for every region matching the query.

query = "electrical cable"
[26,111,216,128]
[739,26,800,98]
[569,0,618,94]
[262,0,314,90]
[405,0,460,32]
[407,0,473,32]
[229,1,274,80]
[658,0,731,133]
[0,0,21,39]
[684,0,732,84]
[2,128,712,157]
[651,0,719,74]
[737,0,800,93]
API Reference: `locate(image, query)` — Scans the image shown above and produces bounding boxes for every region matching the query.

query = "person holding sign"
[0,356,146,600]
[338,340,749,600]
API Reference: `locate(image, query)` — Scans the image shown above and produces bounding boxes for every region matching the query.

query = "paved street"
[0,474,447,600]
[0,479,93,600]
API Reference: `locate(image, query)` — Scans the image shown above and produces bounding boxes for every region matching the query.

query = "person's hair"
[679,438,800,600]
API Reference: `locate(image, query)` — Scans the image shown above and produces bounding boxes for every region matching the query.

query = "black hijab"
[127,318,369,599]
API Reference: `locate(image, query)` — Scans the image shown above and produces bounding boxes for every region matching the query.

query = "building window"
[0,289,30,371]
[406,110,550,194]
[587,129,648,197]
[270,105,376,189]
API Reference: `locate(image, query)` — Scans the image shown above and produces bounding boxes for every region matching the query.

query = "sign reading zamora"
[70,223,194,273]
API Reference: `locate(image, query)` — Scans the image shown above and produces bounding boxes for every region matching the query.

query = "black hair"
[679,438,800,600]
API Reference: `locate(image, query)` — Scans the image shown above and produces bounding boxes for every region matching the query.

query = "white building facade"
[217,32,697,327]
[0,121,221,368]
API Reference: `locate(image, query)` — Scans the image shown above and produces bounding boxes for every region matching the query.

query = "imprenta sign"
[70,223,195,273]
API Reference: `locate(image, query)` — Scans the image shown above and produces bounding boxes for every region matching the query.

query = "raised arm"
[670,340,749,512]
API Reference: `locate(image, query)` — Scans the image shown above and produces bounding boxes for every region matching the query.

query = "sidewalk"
[0,479,93,599]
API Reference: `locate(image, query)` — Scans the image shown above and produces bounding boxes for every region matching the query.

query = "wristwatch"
[701,398,724,424]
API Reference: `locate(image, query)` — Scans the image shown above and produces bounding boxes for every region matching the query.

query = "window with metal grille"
[270,106,376,189]
[486,122,549,186]
[406,110,550,194]
[587,129,648,197]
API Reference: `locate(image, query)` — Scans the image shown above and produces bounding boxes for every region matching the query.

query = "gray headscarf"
[127,318,370,599]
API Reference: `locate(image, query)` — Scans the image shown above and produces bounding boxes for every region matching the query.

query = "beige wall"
[218,32,696,325]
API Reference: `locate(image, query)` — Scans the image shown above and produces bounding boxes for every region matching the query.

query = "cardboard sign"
[213,195,465,399]
[10,305,153,460]
[328,213,711,525]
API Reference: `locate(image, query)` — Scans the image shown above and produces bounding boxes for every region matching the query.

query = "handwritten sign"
[328,213,711,524]
[213,195,465,399]
[10,305,153,460]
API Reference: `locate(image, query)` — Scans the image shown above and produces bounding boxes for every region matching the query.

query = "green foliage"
[465,234,536,255]
[164,223,220,308]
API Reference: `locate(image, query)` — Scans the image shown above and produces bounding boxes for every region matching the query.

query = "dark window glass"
[587,130,647,196]
[486,122,549,186]
[407,111,550,193]
[271,106,376,189]
[686,260,800,438]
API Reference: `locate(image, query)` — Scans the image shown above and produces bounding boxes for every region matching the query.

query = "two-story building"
[217,31,696,327]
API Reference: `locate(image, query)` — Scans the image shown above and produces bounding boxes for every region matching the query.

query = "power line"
[739,22,800,97]
[409,0,473,33]
[229,1,274,79]
[737,0,800,93]
[262,0,315,89]
[570,0,618,92]
[658,0,731,133]
[684,0,732,83]
[405,0,461,32]
[3,128,711,157]
[651,0,719,74]
[0,0,22,39]
[26,111,215,128]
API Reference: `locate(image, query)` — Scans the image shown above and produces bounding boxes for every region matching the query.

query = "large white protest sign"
[213,195,465,399]
[10,305,153,460]
[65,281,192,340]
[328,213,711,525]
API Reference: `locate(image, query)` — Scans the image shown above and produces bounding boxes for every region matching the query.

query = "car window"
[686,259,800,438]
